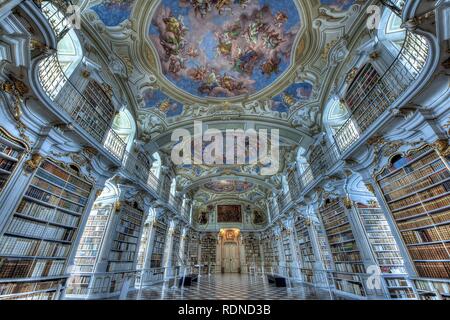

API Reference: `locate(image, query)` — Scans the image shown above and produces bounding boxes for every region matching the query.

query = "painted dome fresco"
[148,0,302,99]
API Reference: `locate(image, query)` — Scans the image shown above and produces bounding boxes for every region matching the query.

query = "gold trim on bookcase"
[24,153,44,173]
[0,126,30,151]
[374,143,432,179]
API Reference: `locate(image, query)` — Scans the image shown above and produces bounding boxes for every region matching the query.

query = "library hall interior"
[0,0,449,302]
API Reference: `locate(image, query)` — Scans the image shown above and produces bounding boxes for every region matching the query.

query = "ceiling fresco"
[203,180,254,193]
[82,0,363,205]
[148,0,301,99]
[90,0,134,27]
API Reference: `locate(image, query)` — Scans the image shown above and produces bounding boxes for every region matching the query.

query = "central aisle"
[127,274,333,300]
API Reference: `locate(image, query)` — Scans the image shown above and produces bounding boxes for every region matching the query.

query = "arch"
[296,147,313,187]
[150,152,162,179]
[170,177,177,197]
[57,29,83,79]
[378,5,406,56]
[323,97,350,140]
[112,109,136,152]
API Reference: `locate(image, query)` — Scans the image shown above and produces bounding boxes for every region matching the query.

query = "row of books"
[109,251,136,262]
[402,223,450,244]
[106,262,134,273]
[379,151,440,191]
[332,252,362,262]
[150,222,167,268]
[0,159,16,172]
[0,142,21,159]
[328,233,356,245]
[334,262,366,273]
[0,236,70,258]
[25,186,84,214]
[74,257,96,266]
[40,161,91,192]
[334,278,365,296]
[31,176,88,206]
[389,184,450,211]
[398,210,450,231]
[0,258,65,279]
[408,243,450,261]
[111,240,137,252]
[0,279,64,296]
[385,168,449,202]
[36,168,90,198]
[16,200,80,228]
[115,233,139,244]
[6,217,75,242]
[415,262,450,279]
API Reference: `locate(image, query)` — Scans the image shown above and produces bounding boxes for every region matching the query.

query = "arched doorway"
[219,229,241,274]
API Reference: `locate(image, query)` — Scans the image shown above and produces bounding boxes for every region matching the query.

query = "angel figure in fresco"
[246,20,268,44]
[263,29,285,50]
[234,0,251,9]
[233,49,259,75]
[274,11,288,27]
[188,65,208,81]
[215,0,233,15]
[261,56,281,76]
[190,0,212,18]
[160,15,188,57]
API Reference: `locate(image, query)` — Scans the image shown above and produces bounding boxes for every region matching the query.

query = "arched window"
[111,109,136,152]
[150,152,162,179]
[170,177,177,197]
[296,147,314,186]
[324,97,359,151]
[378,4,406,55]
[57,29,83,79]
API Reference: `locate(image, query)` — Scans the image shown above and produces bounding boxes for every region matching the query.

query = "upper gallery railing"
[298,26,430,193]
[122,151,160,193]
[34,0,73,41]
[34,1,127,161]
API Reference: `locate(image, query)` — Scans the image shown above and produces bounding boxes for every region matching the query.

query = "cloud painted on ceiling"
[142,88,184,117]
[90,0,135,27]
[149,0,301,99]
[271,82,313,113]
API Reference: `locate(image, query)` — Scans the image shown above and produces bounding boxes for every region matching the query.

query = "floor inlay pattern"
[127,274,333,300]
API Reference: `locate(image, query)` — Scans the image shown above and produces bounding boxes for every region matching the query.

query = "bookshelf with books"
[319,199,367,297]
[136,216,153,270]
[281,229,293,269]
[188,233,199,266]
[0,128,27,197]
[243,233,261,269]
[375,144,450,300]
[200,234,217,267]
[315,220,333,271]
[0,159,93,300]
[261,232,279,269]
[294,216,315,283]
[107,202,144,273]
[171,228,181,267]
[150,220,167,268]
[354,202,416,299]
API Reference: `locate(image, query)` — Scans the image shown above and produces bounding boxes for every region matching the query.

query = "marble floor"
[127,274,333,300]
